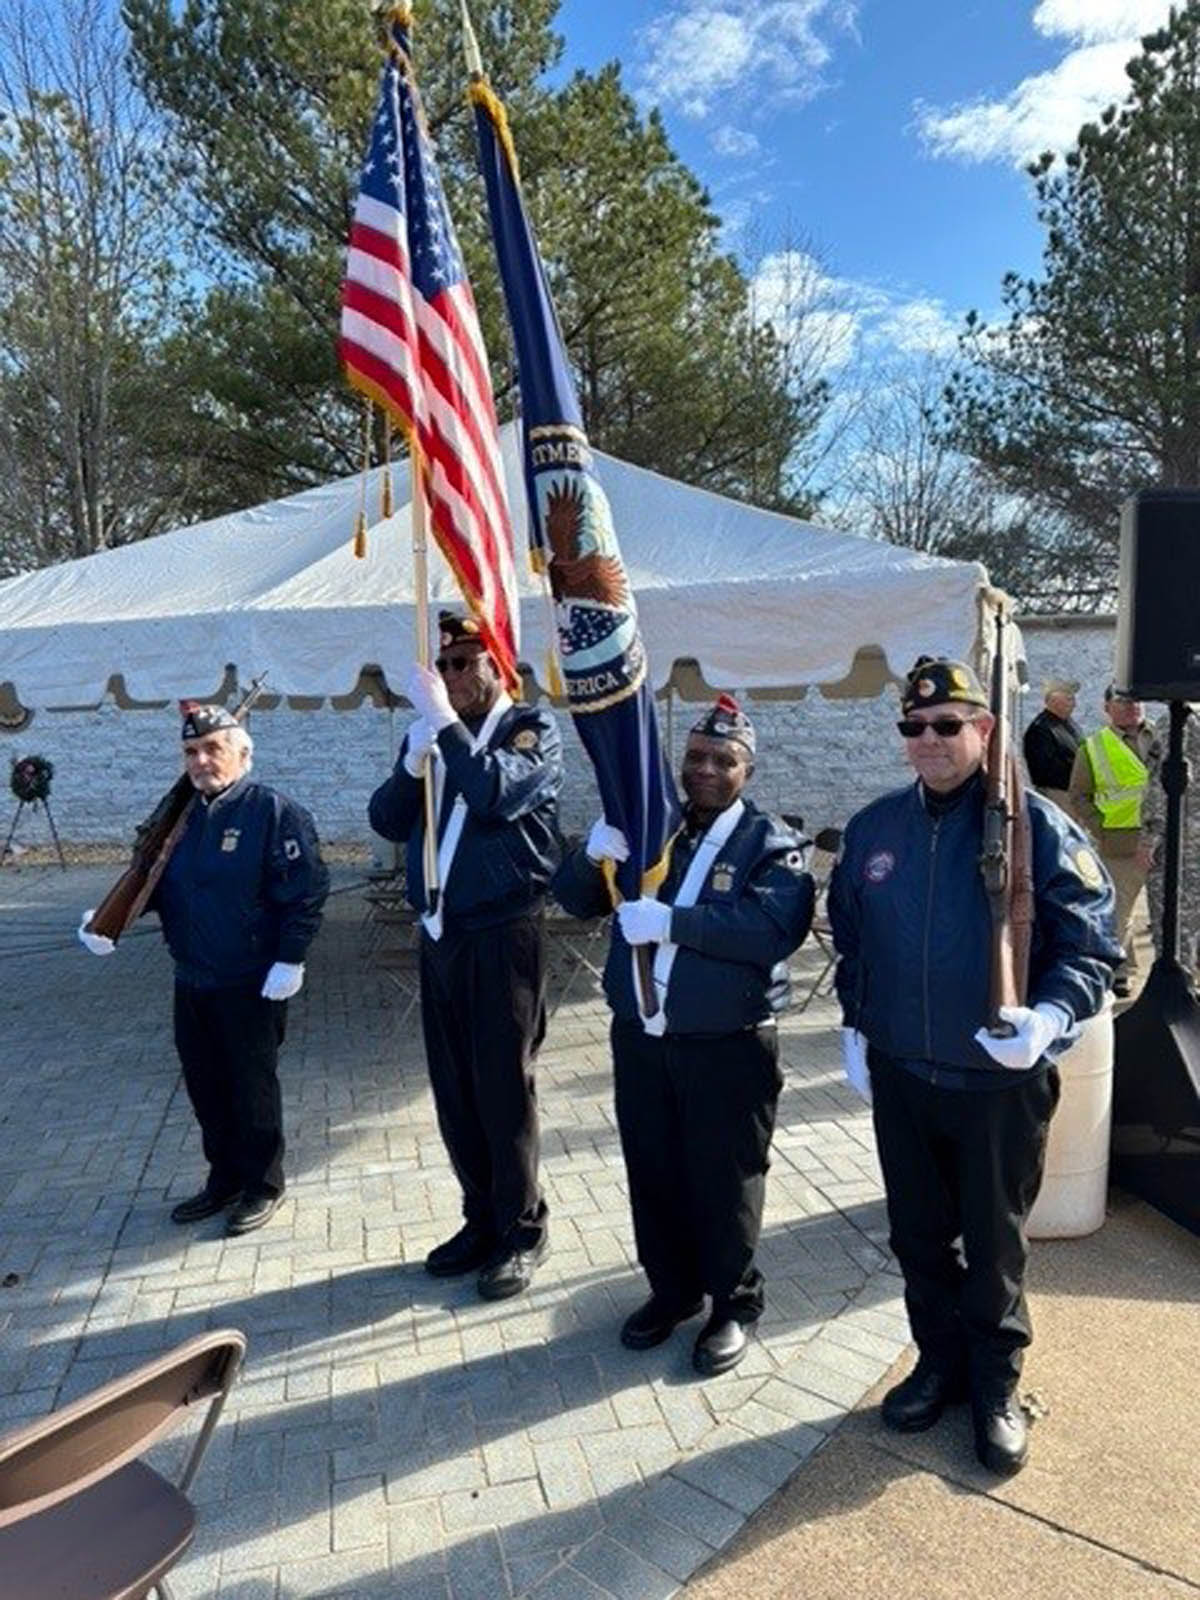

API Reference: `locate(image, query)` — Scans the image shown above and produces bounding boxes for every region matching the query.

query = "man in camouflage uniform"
[1145,706,1200,979]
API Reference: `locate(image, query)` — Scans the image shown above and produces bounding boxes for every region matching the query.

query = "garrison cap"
[901,655,989,715]
[689,693,756,756]
[437,610,486,653]
[1105,683,1137,702]
[180,701,238,740]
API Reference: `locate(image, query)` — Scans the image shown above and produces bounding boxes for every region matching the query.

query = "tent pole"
[411,445,441,914]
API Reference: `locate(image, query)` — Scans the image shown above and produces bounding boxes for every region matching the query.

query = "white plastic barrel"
[1027,996,1114,1239]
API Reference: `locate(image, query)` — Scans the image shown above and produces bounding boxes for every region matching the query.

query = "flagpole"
[411,443,441,915]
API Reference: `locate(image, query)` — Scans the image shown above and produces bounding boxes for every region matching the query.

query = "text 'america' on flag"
[338,6,520,691]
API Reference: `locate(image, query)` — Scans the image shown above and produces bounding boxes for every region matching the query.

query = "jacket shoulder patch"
[510,728,539,752]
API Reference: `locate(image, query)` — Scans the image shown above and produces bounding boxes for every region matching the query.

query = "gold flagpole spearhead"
[461,0,484,79]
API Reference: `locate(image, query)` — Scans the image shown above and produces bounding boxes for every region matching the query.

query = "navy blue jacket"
[368,702,563,931]
[151,777,329,989]
[553,801,814,1034]
[828,776,1120,1078]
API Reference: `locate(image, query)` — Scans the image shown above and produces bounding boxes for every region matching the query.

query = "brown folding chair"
[797,826,842,1011]
[0,1328,245,1600]
[544,900,608,1016]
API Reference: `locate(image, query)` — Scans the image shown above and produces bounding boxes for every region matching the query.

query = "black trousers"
[174,982,287,1200]
[419,913,548,1248]
[868,1050,1060,1394]
[612,1018,783,1322]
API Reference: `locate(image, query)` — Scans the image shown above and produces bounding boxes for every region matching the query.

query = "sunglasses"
[436,653,476,675]
[896,716,979,739]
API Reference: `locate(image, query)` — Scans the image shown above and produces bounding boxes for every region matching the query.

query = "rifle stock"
[85,677,268,942]
[981,612,1034,1031]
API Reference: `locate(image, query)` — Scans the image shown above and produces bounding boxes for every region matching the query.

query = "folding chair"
[544,901,609,1015]
[797,825,842,1011]
[0,1328,245,1600]
[362,875,423,1028]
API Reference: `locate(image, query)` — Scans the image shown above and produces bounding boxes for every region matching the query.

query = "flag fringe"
[342,366,523,696]
[468,79,521,182]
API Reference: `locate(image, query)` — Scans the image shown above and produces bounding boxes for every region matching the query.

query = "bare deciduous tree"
[0,0,195,573]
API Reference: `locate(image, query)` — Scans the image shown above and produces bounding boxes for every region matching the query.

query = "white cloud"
[711,123,761,157]
[871,298,962,357]
[1033,0,1169,45]
[748,250,962,373]
[917,1,1174,166]
[637,2,858,120]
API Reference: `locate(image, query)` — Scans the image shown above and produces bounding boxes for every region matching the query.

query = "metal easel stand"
[1,797,67,870]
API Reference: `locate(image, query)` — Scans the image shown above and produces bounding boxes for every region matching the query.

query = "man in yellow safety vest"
[1068,685,1161,996]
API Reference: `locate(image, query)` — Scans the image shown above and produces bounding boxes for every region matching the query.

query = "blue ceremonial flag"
[468,53,680,904]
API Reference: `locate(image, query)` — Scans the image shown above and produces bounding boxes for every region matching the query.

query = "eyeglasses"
[896,716,979,739]
[436,654,475,675]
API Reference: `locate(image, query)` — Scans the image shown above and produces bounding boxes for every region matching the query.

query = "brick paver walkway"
[0,865,907,1598]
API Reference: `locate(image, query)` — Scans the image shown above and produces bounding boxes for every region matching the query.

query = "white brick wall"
[0,616,1122,851]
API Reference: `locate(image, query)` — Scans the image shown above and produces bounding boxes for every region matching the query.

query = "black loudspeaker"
[1115,488,1200,698]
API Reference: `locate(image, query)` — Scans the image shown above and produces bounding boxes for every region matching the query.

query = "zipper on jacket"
[922,816,941,1060]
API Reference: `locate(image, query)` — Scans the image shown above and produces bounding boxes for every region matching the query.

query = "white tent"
[0,425,999,709]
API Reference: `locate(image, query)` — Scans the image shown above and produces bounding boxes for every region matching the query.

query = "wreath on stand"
[10,754,54,806]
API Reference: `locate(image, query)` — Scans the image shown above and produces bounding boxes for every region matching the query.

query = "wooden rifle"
[85,676,268,941]
[980,612,1034,1032]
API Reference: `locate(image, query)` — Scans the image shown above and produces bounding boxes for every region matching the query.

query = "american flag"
[339,11,520,690]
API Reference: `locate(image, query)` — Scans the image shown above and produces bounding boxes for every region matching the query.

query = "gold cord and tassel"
[353,397,372,559]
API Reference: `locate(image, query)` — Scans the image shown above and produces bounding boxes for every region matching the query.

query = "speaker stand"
[1,797,67,870]
[1112,702,1200,1234]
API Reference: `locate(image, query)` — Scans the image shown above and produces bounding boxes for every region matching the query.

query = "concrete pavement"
[2,865,1194,1598]
[0,864,900,1598]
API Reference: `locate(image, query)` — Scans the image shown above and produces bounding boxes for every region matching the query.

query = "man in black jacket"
[79,703,329,1235]
[1022,677,1081,808]
[554,696,813,1376]
[368,612,563,1300]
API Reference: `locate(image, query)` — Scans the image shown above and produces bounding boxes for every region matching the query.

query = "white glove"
[402,717,437,777]
[586,819,630,864]
[973,1002,1067,1072]
[261,961,305,1001]
[407,664,456,732]
[78,910,115,957]
[617,897,672,946]
[841,1027,871,1103]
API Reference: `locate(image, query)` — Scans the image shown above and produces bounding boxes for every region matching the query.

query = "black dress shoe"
[881,1360,968,1432]
[170,1188,240,1225]
[692,1313,751,1377]
[476,1235,548,1301]
[425,1223,497,1278]
[226,1192,283,1235]
[973,1393,1029,1474]
[620,1295,705,1351]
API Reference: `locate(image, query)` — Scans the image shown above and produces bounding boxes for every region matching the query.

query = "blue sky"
[550,0,1177,376]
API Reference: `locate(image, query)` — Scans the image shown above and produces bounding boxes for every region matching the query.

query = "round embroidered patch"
[1073,847,1102,888]
[511,729,538,752]
[864,849,895,884]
